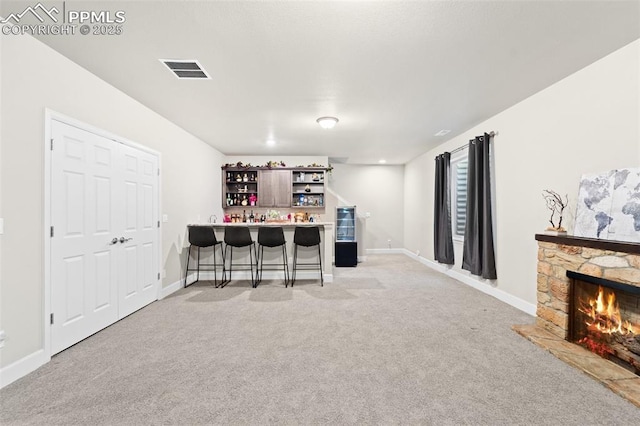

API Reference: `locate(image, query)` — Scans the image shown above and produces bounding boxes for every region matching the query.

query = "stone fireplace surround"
[513,234,640,407]
[535,234,640,338]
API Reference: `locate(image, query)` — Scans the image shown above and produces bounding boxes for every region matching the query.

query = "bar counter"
[188,222,334,282]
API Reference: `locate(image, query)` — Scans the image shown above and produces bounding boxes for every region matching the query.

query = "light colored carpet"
[1,254,638,425]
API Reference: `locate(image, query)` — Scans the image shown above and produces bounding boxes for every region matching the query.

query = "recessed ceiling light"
[378,159,387,164]
[434,129,451,136]
[160,59,210,79]
[316,116,339,129]
[266,139,276,146]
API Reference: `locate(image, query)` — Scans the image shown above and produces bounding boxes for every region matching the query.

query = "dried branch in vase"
[542,189,569,231]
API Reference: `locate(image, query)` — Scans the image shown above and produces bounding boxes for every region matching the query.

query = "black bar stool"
[184,226,225,288]
[256,226,289,287]
[291,226,323,287]
[223,226,258,288]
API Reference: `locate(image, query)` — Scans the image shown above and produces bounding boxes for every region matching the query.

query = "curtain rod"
[448,131,498,155]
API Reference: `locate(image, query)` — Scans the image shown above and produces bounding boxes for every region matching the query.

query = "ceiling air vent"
[160,59,210,79]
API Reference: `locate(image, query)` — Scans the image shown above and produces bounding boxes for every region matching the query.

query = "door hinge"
[50,226,54,237]
[50,313,54,325]
[50,139,54,150]
[157,220,160,228]
[157,168,160,176]
[157,272,160,280]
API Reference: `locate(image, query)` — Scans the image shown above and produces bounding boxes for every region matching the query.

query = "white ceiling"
[3,0,639,164]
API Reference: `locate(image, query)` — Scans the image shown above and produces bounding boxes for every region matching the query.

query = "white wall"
[0,34,3,350]
[404,39,640,308]
[328,164,404,251]
[0,34,224,370]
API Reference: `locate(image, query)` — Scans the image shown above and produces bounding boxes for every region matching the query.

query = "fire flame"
[579,286,635,335]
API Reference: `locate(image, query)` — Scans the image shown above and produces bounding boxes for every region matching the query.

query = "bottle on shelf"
[243,173,249,182]
[242,210,247,223]
[249,210,255,223]
[226,193,232,206]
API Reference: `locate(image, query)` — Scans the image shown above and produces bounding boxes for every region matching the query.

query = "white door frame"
[43,109,162,359]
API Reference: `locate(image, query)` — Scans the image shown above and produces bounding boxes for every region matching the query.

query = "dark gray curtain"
[462,134,497,279]
[434,152,454,264]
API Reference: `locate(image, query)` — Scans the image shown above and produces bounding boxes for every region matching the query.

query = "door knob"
[109,238,119,245]
[119,237,133,244]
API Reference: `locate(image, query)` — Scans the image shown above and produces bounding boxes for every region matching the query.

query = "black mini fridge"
[335,206,357,267]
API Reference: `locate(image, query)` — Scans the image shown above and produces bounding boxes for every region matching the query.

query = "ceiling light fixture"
[316,116,339,129]
[378,159,387,164]
[266,139,276,146]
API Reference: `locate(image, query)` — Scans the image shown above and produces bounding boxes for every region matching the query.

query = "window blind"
[453,157,468,237]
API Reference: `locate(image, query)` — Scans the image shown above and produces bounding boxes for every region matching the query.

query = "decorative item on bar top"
[265,210,288,223]
[542,189,568,235]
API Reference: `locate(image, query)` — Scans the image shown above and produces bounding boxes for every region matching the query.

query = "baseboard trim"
[159,276,185,299]
[401,249,536,316]
[0,349,48,389]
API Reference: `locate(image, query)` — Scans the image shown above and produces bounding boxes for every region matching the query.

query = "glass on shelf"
[292,194,323,207]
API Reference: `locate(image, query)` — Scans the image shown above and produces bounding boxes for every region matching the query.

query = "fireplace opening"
[567,271,640,375]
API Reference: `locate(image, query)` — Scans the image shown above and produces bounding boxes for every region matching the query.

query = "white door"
[50,121,120,354]
[51,120,159,354]
[118,144,159,317]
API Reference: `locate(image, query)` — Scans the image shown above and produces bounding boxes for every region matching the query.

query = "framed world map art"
[574,168,640,242]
